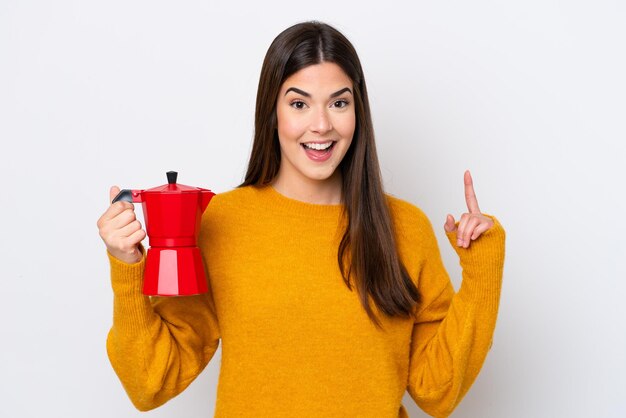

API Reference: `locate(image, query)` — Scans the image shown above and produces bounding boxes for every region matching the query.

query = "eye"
[332,99,350,109]
[290,100,307,110]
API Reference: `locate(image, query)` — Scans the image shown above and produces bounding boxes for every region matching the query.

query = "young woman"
[97,21,505,418]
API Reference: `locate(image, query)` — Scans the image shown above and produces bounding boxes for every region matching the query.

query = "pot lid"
[142,171,209,193]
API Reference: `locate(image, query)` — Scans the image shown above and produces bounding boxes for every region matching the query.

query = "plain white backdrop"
[1,1,625,417]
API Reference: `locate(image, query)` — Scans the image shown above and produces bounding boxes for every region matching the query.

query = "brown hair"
[240,21,420,328]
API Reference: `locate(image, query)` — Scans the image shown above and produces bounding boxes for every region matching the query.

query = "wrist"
[107,246,144,265]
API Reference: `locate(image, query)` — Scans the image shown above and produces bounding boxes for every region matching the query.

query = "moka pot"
[112,171,215,296]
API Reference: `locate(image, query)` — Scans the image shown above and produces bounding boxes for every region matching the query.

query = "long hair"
[240,21,420,328]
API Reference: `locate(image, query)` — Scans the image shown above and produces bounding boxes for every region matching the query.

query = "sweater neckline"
[253,185,345,219]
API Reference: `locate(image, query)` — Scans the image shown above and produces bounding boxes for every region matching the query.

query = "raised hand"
[97,186,146,264]
[444,170,494,248]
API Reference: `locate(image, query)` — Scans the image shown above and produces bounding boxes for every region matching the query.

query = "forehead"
[280,62,353,93]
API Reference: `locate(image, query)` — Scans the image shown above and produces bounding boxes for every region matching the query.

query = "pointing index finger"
[464,170,481,214]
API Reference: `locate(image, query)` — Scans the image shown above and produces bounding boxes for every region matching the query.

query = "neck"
[271,169,343,205]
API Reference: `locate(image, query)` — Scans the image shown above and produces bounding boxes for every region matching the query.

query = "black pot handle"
[112,189,134,204]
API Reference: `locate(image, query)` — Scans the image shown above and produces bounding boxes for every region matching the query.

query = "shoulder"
[207,185,255,208]
[385,194,439,249]
[385,194,433,232]
[201,185,257,224]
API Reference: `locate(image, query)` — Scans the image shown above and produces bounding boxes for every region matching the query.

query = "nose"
[309,108,333,134]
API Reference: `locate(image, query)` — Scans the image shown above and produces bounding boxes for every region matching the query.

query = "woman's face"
[275,62,356,188]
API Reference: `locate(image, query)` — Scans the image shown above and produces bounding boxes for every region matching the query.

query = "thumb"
[109,186,120,204]
[444,214,457,233]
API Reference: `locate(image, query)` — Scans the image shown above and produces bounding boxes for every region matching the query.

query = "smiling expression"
[274,62,356,191]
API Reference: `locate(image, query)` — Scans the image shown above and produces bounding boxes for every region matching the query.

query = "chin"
[309,168,341,183]
[304,172,332,182]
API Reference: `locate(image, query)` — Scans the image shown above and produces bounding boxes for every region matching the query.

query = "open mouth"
[301,141,336,161]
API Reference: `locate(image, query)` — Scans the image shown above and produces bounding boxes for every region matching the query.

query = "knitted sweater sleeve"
[105,245,220,411]
[406,212,505,417]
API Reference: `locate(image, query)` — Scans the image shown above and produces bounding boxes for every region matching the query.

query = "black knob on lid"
[167,171,178,184]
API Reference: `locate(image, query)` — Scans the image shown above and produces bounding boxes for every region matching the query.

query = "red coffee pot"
[112,171,215,296]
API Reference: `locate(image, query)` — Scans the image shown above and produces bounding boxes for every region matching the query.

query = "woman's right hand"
[97,186,146,264]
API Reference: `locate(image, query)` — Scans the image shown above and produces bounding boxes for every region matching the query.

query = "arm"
[99,186,221,410]
[106,245,221,411]
[407,214,505,417]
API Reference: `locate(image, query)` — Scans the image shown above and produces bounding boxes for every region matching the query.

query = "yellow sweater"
[106,185,506,417]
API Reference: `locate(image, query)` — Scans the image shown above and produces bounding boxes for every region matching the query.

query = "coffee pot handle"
[112,189,135,204]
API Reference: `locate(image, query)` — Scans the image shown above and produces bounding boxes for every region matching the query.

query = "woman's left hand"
[444,170,494,248]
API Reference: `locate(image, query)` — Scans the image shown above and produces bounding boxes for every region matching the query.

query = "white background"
[1,1,625,417]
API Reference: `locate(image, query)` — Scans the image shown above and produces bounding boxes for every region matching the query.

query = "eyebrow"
[284,87,353,98]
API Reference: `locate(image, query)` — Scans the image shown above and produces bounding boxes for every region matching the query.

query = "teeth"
[303,142,333,151]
